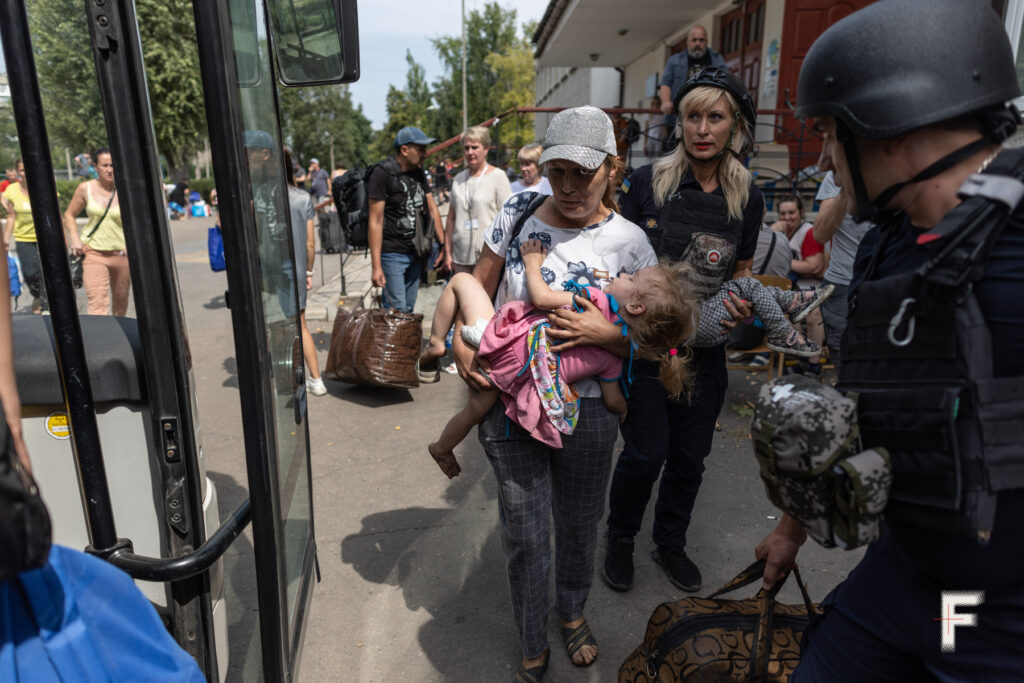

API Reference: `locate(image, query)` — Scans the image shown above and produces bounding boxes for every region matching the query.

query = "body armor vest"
[838,150,1024,543]
[657,185,745,301]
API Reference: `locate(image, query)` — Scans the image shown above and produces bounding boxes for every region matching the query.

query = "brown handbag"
[618,560,820,683]
[323,296,423,389]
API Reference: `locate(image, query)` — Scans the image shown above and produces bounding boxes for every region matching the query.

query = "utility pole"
[461,0,468,131]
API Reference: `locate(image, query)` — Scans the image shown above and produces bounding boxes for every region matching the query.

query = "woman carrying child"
[446,106,667,681]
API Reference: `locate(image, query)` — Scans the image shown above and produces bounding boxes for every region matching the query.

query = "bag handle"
[707,559,816,614]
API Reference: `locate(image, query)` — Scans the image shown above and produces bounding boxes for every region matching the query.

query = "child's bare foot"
[428,442,461,478]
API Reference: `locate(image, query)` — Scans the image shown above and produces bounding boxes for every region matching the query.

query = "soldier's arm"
[755,513,807,589]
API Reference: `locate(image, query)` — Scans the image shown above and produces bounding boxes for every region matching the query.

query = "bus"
[1,0,359,679]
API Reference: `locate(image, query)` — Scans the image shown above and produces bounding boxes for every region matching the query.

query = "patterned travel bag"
[618,559,820,682]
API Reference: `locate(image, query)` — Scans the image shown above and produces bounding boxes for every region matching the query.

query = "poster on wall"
[762,38,780,106]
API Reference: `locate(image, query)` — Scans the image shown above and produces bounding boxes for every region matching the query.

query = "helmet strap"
[840,121,993,222]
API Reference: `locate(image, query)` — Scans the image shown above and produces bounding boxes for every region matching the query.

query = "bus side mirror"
[265,0,360,86]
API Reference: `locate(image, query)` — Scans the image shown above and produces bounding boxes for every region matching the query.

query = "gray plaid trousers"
[478,397,619,658]
[693,276,797,347]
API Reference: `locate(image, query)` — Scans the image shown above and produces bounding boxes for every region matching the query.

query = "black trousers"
[16,241,47,310]
[606,345,728,549]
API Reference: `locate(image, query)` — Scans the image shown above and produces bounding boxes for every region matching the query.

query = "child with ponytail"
[419,239,697,478]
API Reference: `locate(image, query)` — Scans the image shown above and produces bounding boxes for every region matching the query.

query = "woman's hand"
[452,328,493,391]
[69,235,84,256]
[544,296,621,351]
[305,275,313,291]
[755,514,807,589]
[718,291,752,333]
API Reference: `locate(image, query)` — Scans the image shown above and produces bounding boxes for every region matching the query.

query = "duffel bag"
[618,559,820,682]
[323,297,422,389]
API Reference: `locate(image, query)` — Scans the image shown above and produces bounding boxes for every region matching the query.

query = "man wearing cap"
[756,1,1024,679]
[368,126,444,312]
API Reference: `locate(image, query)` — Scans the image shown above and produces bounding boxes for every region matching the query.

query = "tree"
[278,84,374,171]
[429,4,534,143]
[26,0,206,180]
[0,107,18,171]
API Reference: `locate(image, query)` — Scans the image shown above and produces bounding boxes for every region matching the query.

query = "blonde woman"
[509,143,552,195]
[64,149,130,316]
[444,126,511,273]
[604,67,764,594]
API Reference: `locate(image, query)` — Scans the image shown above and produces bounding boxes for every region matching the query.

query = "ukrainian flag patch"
[621,178,631,194]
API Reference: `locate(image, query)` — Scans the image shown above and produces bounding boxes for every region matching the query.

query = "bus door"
[191,0,359,678]
[0,0,358,679]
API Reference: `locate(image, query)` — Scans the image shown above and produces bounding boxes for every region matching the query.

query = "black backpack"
[331,166,371,249]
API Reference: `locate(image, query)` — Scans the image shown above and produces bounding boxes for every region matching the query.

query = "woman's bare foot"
[428,441,461,478]
[562,616,598,666]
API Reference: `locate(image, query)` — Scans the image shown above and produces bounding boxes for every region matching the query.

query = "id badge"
[464,218,479,231]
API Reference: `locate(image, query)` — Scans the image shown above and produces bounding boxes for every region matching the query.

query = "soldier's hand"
[755,514,807,589]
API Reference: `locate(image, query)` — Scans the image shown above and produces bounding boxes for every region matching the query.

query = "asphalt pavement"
[141,207,861,681]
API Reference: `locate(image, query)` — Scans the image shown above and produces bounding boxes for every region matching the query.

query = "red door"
[775,0,876,169]
[719,0,766,108]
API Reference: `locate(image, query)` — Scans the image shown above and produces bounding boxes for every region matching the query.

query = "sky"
[351,0,551,129]
[0,0,553,130]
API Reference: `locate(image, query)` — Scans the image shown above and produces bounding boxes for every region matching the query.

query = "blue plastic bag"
[7,255,21,298]
[208,225,226,272]
[0,545,205,681]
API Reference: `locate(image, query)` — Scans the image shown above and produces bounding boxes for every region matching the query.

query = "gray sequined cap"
[539,106,617,170]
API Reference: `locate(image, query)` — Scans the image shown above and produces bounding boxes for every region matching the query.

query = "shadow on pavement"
[323,382,415,407]
[203,295,226,310]
[221,357,238,389]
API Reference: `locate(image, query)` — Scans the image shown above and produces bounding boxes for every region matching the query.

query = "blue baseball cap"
[394,126,436,148]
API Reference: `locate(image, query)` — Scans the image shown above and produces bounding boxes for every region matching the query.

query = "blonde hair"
[517,142,543,166]
[628,261,698,399]
[461,126,491,149]
[651,86,752,220]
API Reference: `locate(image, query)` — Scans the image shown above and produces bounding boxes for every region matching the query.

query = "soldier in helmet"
[756,0,1024,678]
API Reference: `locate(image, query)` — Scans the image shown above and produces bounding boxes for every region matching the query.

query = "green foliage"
[278,84,374,171]
[26,0,206,180]
[0,108,21,170]
[427,4,536,156]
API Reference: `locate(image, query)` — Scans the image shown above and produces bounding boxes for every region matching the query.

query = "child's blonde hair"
[628,261,698,399]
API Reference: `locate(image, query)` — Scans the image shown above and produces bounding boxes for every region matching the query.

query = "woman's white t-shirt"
[509,177,552,196]
[450,165,511,266]
[484,193,657,397]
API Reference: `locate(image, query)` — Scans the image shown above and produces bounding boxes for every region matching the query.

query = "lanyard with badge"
[462,164,489,261]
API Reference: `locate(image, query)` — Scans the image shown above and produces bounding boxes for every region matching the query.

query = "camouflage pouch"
[751,375,892,549]
[831,448,892,549]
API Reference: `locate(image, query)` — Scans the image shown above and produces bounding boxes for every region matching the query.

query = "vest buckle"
[888,297,916,347]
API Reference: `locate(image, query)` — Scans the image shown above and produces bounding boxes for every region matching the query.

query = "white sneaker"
[306,376,327,396]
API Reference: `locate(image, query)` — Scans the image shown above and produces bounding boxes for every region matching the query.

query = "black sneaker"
[602,535,634,591]
[652,546,702,592]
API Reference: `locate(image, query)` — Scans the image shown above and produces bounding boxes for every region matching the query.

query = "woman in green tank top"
[63,149,131,316]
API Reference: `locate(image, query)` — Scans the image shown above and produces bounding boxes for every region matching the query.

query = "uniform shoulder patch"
[621,178,631,194]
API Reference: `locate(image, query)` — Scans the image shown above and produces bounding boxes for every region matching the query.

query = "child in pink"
[418,239,696,478]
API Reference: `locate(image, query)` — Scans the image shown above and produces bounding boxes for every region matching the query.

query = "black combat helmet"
[796,0,1019,138]
[674,66,758,129]
[795,0,1021,219]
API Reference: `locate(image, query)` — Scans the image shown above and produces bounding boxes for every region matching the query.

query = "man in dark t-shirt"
[367,126,444,312]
